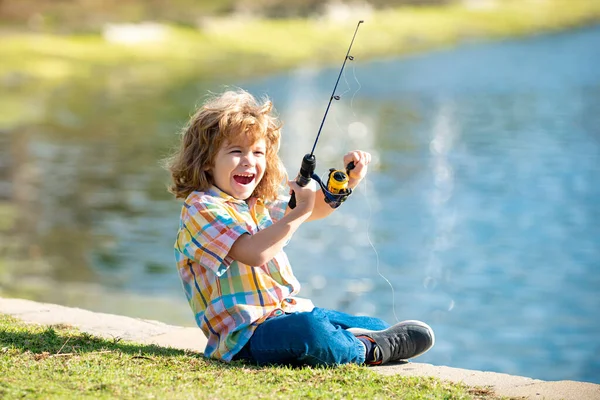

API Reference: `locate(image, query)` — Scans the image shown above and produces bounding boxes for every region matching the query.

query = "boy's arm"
[307,150,371,222]
[229,180,315,266]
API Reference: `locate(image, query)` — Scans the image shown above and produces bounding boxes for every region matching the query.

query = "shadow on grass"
[0,324,202,359]
[0,322,268,371]
[0,318,407,371]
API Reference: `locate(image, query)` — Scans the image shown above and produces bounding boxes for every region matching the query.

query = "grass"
[0,314,504,399]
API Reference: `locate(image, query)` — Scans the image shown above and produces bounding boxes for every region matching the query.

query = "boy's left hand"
[343,150,371,189]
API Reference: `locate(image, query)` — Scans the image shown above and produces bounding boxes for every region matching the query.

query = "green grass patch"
[0,314,501,399]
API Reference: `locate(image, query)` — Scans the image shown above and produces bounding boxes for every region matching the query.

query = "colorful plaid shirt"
[175,186,302,362]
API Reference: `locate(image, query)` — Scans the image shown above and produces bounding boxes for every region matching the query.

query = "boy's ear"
[202,166,213,176]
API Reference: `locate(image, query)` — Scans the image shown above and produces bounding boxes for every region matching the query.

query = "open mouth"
[233,173,255,185]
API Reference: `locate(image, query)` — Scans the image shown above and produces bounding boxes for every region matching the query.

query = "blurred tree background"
[2,0,598,91]
[1,0,455,32]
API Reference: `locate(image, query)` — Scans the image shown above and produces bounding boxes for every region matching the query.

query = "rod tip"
[359,20,364,23]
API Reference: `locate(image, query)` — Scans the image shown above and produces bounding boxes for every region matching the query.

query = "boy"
[166,89,434,366]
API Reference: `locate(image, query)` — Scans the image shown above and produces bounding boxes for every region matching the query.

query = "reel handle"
[346,161,355,174]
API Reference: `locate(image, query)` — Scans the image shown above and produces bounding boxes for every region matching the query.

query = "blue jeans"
[232,307,390,366]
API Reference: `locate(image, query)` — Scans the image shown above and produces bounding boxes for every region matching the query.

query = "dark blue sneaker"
[349,320,435,365]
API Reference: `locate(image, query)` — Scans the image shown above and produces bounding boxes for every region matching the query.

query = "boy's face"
[211,137,267,200]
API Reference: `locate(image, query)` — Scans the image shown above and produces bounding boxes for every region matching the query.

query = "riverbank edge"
[1,297,598,400]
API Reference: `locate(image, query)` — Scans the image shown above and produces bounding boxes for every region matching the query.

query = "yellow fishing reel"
[327,169,350,195]
[322,162,355,208]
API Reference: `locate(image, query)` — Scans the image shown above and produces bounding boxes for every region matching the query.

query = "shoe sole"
[348,320,435,359]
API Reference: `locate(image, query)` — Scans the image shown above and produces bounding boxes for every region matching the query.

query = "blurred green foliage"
[1,0,452,32]
[1,0,599,128]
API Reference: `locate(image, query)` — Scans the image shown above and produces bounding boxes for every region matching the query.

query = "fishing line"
[348,61,362,118]
[337,66,352,101]
[331,55,362,155]
[332,51,401,323]
[361,175,401,323]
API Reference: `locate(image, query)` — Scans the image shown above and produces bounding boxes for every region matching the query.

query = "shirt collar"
[206,185,263,208]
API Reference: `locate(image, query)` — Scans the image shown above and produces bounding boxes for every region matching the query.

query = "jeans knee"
[292,311,358,366]
[292,310,330,346]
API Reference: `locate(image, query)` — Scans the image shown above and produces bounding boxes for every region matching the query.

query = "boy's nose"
[242,153,255,166]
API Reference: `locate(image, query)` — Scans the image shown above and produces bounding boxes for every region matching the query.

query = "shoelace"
[387,331,415,361]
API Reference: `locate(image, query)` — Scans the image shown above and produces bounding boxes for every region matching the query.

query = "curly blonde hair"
[166,89,286,201]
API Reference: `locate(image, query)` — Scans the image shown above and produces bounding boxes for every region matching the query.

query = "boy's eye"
[229,149,242,154]
[254,151,265,156]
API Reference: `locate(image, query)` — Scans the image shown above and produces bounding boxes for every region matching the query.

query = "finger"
[343,152,353,165]
[354,152,365,169]
[345,151,360,167]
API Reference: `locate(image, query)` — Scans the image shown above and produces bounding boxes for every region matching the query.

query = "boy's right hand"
[288,179,317,215]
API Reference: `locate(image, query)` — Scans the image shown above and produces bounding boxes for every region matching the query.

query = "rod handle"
[288,154,316,210]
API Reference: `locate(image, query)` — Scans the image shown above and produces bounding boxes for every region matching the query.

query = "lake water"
[1,25,599,383]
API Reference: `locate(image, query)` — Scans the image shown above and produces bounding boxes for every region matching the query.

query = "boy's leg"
[315,308,390,331]
[235,308,366,366]
[317,307,435,365]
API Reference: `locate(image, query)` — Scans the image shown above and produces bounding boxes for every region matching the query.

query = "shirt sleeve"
[265,196,289,224]
[176,198,249,277]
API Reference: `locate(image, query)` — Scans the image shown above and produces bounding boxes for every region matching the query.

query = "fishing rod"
[288,20,364,210]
